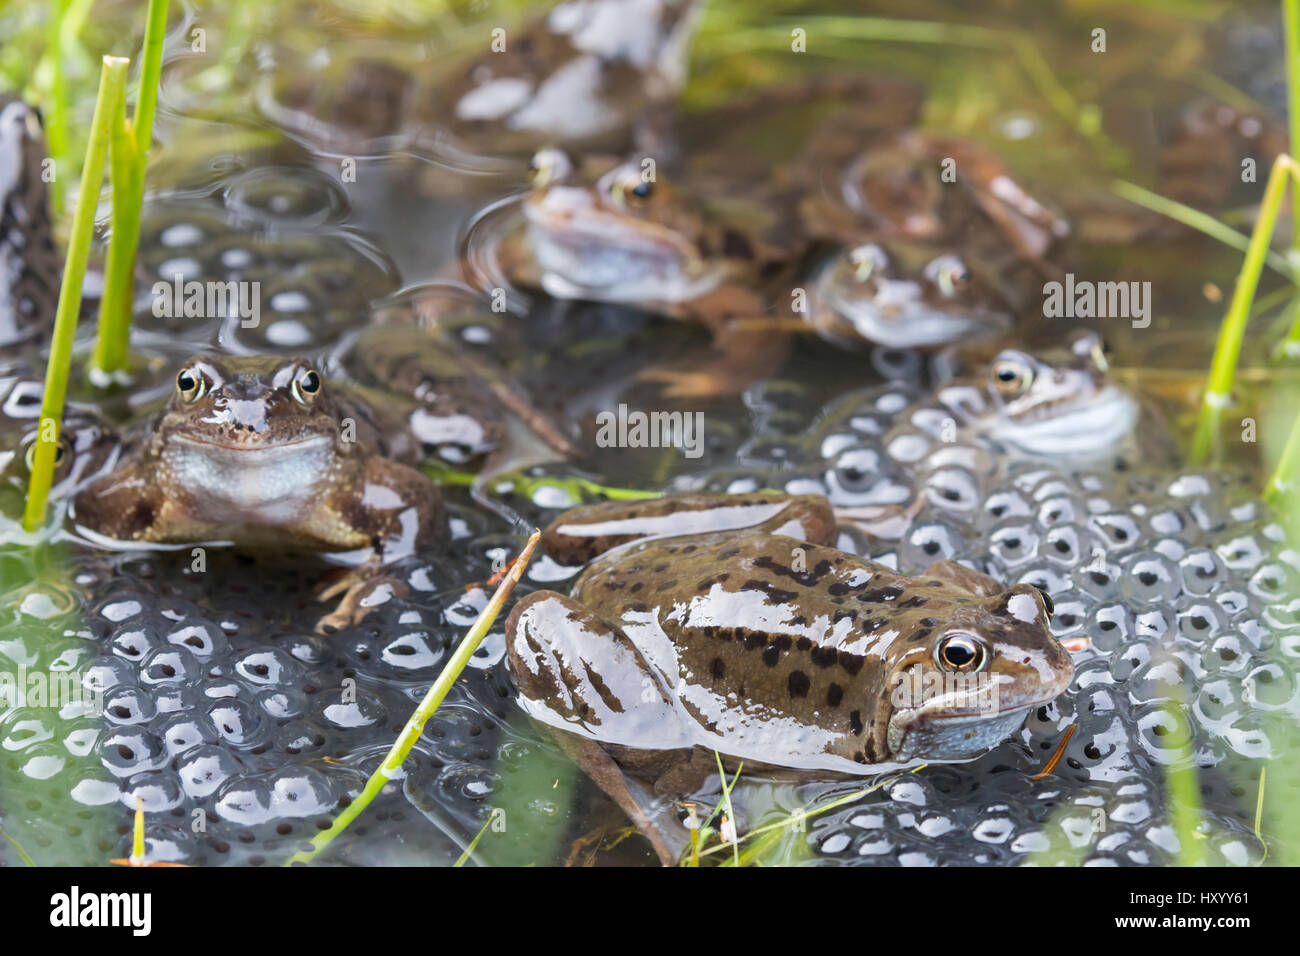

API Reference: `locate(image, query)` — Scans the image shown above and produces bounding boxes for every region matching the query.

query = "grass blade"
[23,55,127,532]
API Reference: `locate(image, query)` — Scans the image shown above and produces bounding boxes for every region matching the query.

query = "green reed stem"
[1190,155,1299,464]
[90,0,170,379]
[1287,0,1300,251]
[1265,400,1300,506]
[286,530,540,866]
[44,0,71,218]
[1162,693,1206,867]
[22,57,126,533]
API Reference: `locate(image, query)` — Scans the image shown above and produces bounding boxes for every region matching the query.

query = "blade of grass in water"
[91,0,170,379]
[23,56,127,533]
[453,814,495,868]
[1111,179,1298,282]
[1191,155,1299,464]
[286,529,540,866]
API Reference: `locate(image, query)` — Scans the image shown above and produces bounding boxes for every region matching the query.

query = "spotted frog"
[491,149,795,396]
[507,492,1072,864]
[802,241,1012,349]
[73,355,441,558]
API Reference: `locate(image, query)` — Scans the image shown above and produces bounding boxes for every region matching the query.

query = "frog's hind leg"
[539,492,836,565]
[507,591,697,865]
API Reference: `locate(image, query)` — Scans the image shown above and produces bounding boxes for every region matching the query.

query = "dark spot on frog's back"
[710,657,725,680]
[787,671,810,697]
[827,683,843,707]
[741,579,798,603]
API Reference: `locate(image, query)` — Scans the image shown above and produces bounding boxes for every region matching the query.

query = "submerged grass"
[287,530,540,866]
[22,56,126,533]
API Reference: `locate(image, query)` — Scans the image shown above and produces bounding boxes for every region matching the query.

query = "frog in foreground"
[73,354,441,559]
[506,492,1073,864]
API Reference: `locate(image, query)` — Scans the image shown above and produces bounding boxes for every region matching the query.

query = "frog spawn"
[0,503,557,865]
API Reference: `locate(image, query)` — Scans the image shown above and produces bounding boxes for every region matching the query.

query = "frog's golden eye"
[847,244,888,282]
[24,438,66,472]
[176,366,207,403]
[990,355,1033,397]
[527,147,572,188]
[291,367,322,405]
[936,634,987,673]
[927,254,970,297]
[611,171,655,207]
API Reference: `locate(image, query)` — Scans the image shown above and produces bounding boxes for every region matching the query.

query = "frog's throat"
[522,216,724,304]
[990,384,1138,458]
[887,705,1034,762]
[163,434,339,517]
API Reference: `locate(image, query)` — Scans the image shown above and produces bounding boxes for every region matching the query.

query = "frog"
[506,491,1073,864]
[72,354,441,559]
[881,330,1141,466]
[0,94,61,350]
[801,240,1013,350]
[0,406,119,512]
[790,127,1070,286]
[490,148,797,397]
[262,0,702,170]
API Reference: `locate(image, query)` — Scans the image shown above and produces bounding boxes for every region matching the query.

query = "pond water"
[0,0,1298,866]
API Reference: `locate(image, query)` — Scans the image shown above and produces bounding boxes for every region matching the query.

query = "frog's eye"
[291,367,322,405]
[24,438,67,472]
[611,170,655,207]
[936,634,987,673]
[926,254,970,297]
[990,355,1033,397]
[1033,586,1055,618]
[176,366,207,403]
[527,147,572,188]
[847,244,887,282]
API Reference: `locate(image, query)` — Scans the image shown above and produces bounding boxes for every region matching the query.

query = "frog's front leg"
[540,492,836,565]
[310,458,440,632]
[317,457,442,560]
[507,590,695,865]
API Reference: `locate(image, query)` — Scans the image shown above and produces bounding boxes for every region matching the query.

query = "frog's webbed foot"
[314,566,411,634]
[507,591,696,865]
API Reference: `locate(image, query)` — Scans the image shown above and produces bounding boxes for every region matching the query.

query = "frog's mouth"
[886,669,1070,761]
[994,384,1138,458]
[888,705,1035,761]
[522,191,724,303]
[825,279,1004,348]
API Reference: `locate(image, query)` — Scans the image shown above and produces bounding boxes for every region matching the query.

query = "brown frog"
[72,355,440,558]
[507,492,1072,864]
[490,148,796,396]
